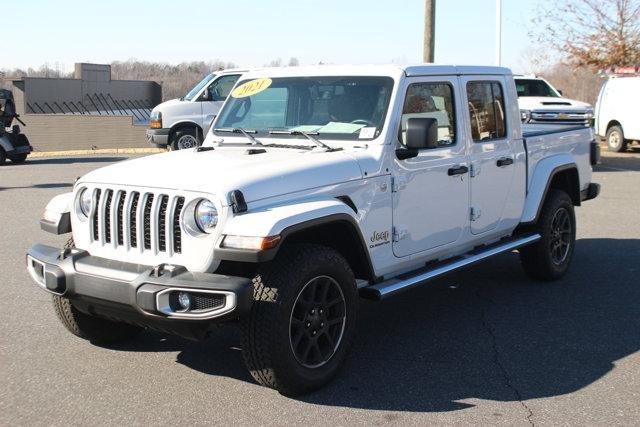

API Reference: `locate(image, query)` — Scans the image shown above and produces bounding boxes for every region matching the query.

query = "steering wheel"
[350,119,375,126]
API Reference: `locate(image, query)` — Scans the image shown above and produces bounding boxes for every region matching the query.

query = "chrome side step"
[360,233,541,301]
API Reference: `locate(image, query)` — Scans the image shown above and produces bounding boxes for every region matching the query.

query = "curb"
[29,148,167,158]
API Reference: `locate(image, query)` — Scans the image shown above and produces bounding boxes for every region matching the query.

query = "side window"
[466,81,506,141]
[207,75,240,101]
[400,82,456,146]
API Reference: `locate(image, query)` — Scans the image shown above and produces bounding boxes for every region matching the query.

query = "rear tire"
[171,128,199,150]
[520,189,576,281]
[52,238,143,343]
[9,153,28,163]
[241,244,358,396]
[606,125,627,152]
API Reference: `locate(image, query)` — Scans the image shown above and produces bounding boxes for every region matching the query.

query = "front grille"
[90,188,183,254]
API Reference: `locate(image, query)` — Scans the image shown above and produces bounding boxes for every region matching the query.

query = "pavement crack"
[475,287,535,426]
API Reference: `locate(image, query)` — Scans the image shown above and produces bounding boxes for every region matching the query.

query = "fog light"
[177,291,192,311]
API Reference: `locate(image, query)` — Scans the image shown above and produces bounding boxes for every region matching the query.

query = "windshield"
[214,76,394,141]
[184,73,215,101]
[515,79,560,97]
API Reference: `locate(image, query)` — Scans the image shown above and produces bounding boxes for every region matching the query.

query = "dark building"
[8,63,162,152]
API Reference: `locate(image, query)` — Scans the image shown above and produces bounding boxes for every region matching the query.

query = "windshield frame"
[184,73,216,101]
[212,75,395,142]
[514,78,561,98]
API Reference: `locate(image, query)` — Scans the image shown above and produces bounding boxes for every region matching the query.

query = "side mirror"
[557,89,563,96]
[406,117,438,149]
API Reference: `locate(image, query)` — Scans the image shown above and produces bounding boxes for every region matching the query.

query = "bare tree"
[287,57,299,67]
[532,0,640,69]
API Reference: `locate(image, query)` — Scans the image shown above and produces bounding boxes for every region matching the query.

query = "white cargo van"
[146,69,247,150]
[595,72,640,152]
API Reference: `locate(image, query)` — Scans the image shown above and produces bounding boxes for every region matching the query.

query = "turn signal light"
[221,235,281,251]
[149,121,162,129]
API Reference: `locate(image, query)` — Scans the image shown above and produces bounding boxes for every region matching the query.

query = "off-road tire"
[171,128,199,150]
[9,153,28,163]
[241,243,358,396]
[51,238,143,343]
[520,189,576,281]
[606,125,627,152]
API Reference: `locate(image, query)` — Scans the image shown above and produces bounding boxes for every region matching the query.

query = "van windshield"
[184,73,215,101]
[515,79,560,97]
[214,76,394,141]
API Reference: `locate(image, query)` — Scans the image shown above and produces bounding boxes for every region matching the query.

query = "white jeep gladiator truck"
[146,70,246,150]
[28,64,600,395]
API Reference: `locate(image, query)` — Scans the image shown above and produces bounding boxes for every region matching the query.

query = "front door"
[392,77,470,258]
[460,77,516,235]
[201,74,241,129]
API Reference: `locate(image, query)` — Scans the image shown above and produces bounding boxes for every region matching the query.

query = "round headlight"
[194,199,218,233]
[78,188,92,217]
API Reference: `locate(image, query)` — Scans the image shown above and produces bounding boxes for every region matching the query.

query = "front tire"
[241,244,358,396]
[0,147,6,165]
[52,238,143,343]
[606,125,627,152]
[9,153,28,163]
[520,189,576,281]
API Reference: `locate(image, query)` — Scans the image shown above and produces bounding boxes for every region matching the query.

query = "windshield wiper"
[213,128,262,145]
[269,130,339,151]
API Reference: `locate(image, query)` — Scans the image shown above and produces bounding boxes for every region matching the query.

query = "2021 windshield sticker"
[231,78,272,98]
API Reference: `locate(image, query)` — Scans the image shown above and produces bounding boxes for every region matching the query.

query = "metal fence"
[26,93,153,125]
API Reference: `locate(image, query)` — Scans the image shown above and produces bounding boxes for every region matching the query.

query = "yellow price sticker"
[231,78,273,98]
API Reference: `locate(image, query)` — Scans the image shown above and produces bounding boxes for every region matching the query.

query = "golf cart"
[0,89,33,164]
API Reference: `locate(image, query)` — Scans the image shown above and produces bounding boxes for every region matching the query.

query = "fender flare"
[41,192,73,234]
[521,154,578,224]
[0,135,15,154]
[214,198,373,275]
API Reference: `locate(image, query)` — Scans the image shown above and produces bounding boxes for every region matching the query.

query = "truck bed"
[522,123,590,138]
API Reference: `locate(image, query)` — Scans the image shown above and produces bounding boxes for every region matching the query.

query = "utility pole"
[495,0,502,66]
[423,0,436,63]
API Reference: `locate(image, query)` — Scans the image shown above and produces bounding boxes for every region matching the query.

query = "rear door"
[460,77,516,235]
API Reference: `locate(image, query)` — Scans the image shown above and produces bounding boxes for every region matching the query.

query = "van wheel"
[241,244,358,396]
[606,125,627,152]
[171,128,199,150]
[520,189,576,281]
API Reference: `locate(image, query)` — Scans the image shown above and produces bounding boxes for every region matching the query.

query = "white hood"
[78,146,364,205]
[518,96,592,111]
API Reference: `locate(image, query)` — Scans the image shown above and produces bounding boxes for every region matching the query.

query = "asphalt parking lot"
[1,150,639,425]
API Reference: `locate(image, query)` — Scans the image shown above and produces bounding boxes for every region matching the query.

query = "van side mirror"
[406,117,438,149]
[557,89,563,96]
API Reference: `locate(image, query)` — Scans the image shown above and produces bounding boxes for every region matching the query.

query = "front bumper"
[145,128,170,147]
[26,244,253,337]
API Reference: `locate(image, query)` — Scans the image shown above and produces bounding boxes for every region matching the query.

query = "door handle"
[448,165,469,176]
[496,157,514,167]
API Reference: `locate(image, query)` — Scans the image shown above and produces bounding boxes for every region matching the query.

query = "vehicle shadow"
[12,156,128,166]
[596,152,640,172]
[107,237,640,413]
[0,182,73,191]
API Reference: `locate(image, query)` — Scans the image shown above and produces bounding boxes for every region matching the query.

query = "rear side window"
[400,82,456,146]
[466,81,506,141]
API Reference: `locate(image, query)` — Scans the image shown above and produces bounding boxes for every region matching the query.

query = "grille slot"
[92,189,102,241]
[130,192,140,248]
[173,197,185,254]
[117,191,126,245]
[104,190,113,244]
[143,194,154,250]
[89,188,184,255]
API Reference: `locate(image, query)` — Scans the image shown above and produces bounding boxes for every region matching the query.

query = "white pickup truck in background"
[145,70,245,150]
[516,75,594,125]
[29,64,600,395]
